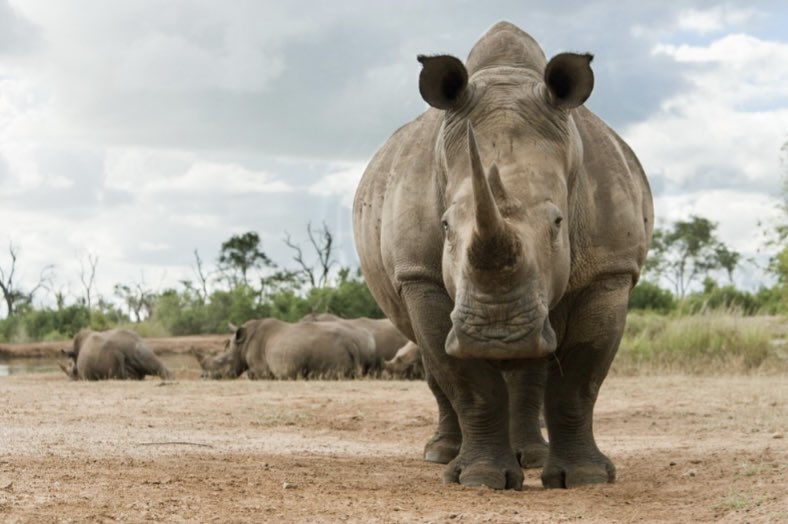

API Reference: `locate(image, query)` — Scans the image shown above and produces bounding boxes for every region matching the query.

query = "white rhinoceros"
[60,329,173,381]
[299,312,409,361]
[353,21,653,490]
[194,318,378,380]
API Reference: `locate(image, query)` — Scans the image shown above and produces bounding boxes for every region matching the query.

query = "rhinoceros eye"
[441,219,450,232]
[554,216,563,227]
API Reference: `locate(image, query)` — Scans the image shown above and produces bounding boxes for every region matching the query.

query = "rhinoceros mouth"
[445,298,556,359]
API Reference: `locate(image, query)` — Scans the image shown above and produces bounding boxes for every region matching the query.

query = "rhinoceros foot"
[443,452,524,490]
[541,452,615,488]
[515,442,548,469]
[423,433,461,464]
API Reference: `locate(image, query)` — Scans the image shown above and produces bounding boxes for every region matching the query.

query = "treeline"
[0,225,383,343]
[629,212,787,315]
[0,207,786,344]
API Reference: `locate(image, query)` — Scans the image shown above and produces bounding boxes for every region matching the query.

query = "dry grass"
[613,311,787,375]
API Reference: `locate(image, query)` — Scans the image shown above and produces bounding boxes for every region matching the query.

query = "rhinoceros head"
[58,351,78,380]
[194,332,247,379]
[418,51,594,360]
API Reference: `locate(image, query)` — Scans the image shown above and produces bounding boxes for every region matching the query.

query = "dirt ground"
[0,356,786,523]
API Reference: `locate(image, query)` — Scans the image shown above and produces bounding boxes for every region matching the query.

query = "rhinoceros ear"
[544,53,594,109]
[417,54,469,110]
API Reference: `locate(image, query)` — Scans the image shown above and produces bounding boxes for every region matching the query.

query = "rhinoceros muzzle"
[445,297,557,359]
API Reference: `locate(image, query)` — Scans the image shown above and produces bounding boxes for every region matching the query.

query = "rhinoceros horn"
[468,123,504,236]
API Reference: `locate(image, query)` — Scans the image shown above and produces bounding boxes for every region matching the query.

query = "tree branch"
[284,230,316,288]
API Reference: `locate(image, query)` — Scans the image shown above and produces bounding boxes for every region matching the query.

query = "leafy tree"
[714,244,740,285]
[218,232,274,287]
[645,216,739,298]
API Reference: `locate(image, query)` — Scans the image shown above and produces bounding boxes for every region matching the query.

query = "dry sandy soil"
[0,351,786,523]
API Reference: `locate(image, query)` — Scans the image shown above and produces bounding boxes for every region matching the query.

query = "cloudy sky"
[1,0,786,310]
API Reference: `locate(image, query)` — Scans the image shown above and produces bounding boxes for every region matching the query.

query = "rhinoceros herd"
[58,21,653,491]
[59,313,423,381]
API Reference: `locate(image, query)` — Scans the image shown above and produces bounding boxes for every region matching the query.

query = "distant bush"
[679,280,762,315]
[629,281,675,313]
[0,303,126,343]
[145,268,382,334]
[302,268,384,319]
[754,285,788,315]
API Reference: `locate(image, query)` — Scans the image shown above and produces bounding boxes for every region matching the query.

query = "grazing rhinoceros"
[300,312,409,361]
[353,21,653,490]
[59,329,173,381]
[194,318,378,380]
[383,341,424,380]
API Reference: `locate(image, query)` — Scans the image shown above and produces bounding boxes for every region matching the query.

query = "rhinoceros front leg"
[423,369,461,464]
[505,363,548,468]
[541,275,631,488]
[402,281,522,490]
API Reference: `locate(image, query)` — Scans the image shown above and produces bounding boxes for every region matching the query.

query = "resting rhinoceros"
[300,312,409,361]
[194,318,378,379]
[383,341,424,380]
[353,21,653,490]
[59,329,173,381]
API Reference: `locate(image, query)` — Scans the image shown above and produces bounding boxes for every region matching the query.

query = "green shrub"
[754,285,788,315]
[680,282,761,315]
[629,281,675,313]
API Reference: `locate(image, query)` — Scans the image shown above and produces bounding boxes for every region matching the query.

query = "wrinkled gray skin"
[59,329,173,381]
[300,312,409,361]
[383,341,425,380]
[194,318,379,379]
[353,22,653,490]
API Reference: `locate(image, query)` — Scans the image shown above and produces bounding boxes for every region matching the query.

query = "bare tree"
[0,243,54,317]
[283,222,337,289]
[79,251,99,312]
[309,222,335,287]
[192,248,212,301]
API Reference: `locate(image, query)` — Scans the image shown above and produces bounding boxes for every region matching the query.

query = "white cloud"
[105,148,293,196]
[114,29,285,93]
[625,31,788,290]
[148,161,293,195]
[630,33,788,188]
[307,162,366,208]
[677,6,758,34]
[654,190,781,254]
